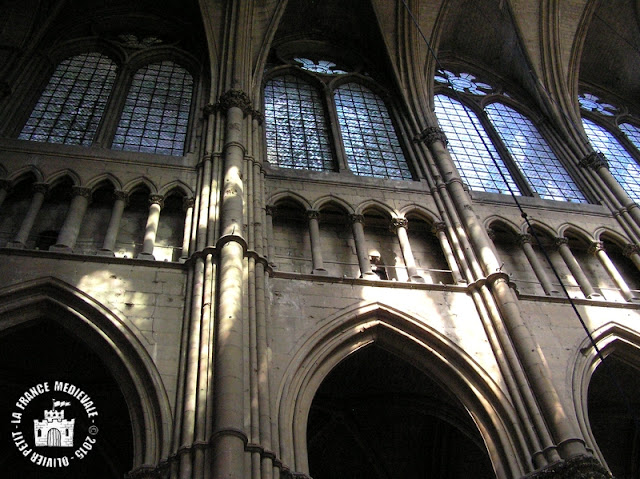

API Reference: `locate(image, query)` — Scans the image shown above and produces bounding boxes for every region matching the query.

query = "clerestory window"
[19,53,117,146]
[579,92,640,203]
[263,57,413,180]
[434,70,587,203]
[18,47,195,156]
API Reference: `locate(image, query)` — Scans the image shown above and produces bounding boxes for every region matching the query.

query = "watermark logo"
[10,381,99,468]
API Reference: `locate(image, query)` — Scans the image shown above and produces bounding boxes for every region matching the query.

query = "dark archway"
[307,345,495,479]
[0,320,134,478]
[588,355,640,479]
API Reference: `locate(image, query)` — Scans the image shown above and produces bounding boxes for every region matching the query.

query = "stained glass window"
[582,118,640,203]
[434,70,494,96]
[294,58,347,75]
[264,75,334,171]
[19,52,116,146]
[334,83,412,180]
[486,103,586,202]
[620,122,640,153]
[112,61,193,156]
[434,94,520,194]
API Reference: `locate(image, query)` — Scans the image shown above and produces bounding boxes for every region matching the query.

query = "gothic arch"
[572,322,640,470]
[0,277,172,469]
[7,165,44,183]
[86,173,123,191]
[268,191,312,211]
[276,302,527,479]
[123,177,158,195]
[311,196,354,214]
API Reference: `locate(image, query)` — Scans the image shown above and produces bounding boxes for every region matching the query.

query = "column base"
[586,293,602,299]
[136,252,156,260]
[49,244,72,253]
[522,455,610,479]
[409,275,426,283]
[312,268,328,275]
[361,272,379,280]
[6,241,25,249]
[96,249,115,257]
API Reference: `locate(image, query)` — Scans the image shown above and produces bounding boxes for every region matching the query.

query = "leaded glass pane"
[264,75,334,171]
[583,118,640,203]
[334,83,412,180]
[294,58,347,75]
[485,103,586,202]
[433,95,520,194]
[620,122,640,153]
[19,52,116,146]
[112,61,193,156]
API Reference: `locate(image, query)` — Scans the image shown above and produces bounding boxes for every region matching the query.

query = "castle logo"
[10,381,99,468]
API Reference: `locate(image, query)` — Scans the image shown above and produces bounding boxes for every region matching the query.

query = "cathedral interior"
[0,0,639,478]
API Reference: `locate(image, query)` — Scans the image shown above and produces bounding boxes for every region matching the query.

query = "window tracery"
[434,69,586,202]
[263,56,412,181]
[578,92,640,203]
[18,42,196,156]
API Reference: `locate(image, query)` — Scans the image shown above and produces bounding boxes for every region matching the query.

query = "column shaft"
[433,222,464,283]
[52,186,92,251]
[350,214,376,279]
[393,218,425,282]
[181,197,195,261]
[591,242,634,301]
[100,191,127,255]
[137,195,164,259]
[519,234,557,295]
[555,238,598,298]
[307,210,327,275]
[10,183,48,247]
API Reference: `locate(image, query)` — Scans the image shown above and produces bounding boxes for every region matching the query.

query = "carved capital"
[349,213,365,225]
[114,190,129,204]
[553,237,569,250]
[589,241,604,255]
[390,217,408,231]
[624,243,640,257]
[251,109,265,124]
[202,103,217,116]
[306,209,320,220]
[183,197,195,210]
[524,455,610,479]
[32,183,49,195]
[125,465,162,479]
[265,205,277,216]
[579,151,609,171]
[149,194,165,208]
[432,221,447,234]
[518,233,532,246]
[414,126,448,146]
[217,90,253,115]
[71,186,92,199]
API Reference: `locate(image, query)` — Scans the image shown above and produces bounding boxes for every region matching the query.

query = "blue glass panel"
[583,118,640,203]
[433,95,520,194]
[264,75,334,171]
[19,53,116,146]
[112,61,193,156]
[334,83,412,180]
[485,103,586,202]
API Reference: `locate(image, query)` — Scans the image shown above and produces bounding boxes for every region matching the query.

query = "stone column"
[624,244,640,271]
[137,194,164,260]
[265,205,276,264]
[212,90,251,479]
[8,183,48,248]
[432,221,464,283]
[98,190,128,256]
[590,241,635,301]
[391,218,425,282]
[518,234,557,295]
[349,214,377,279]
[580,152,640,228]
[51,186,92,252]
[180,197,195,262]
[0,179,11,209]
[554,237,599,298]
[307,209,327,275]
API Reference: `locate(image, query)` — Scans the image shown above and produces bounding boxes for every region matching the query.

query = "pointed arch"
[276,302,527,479]
[123,177,158,195]
[400,204,441,223]
[7,165,44,184]
[268,191,312,211]
[158,180,193,198]
[44,169,81,188]
[0,277,172,467]
[355,199,396,217]
[86,173,123,191]
[311,196,354,215]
